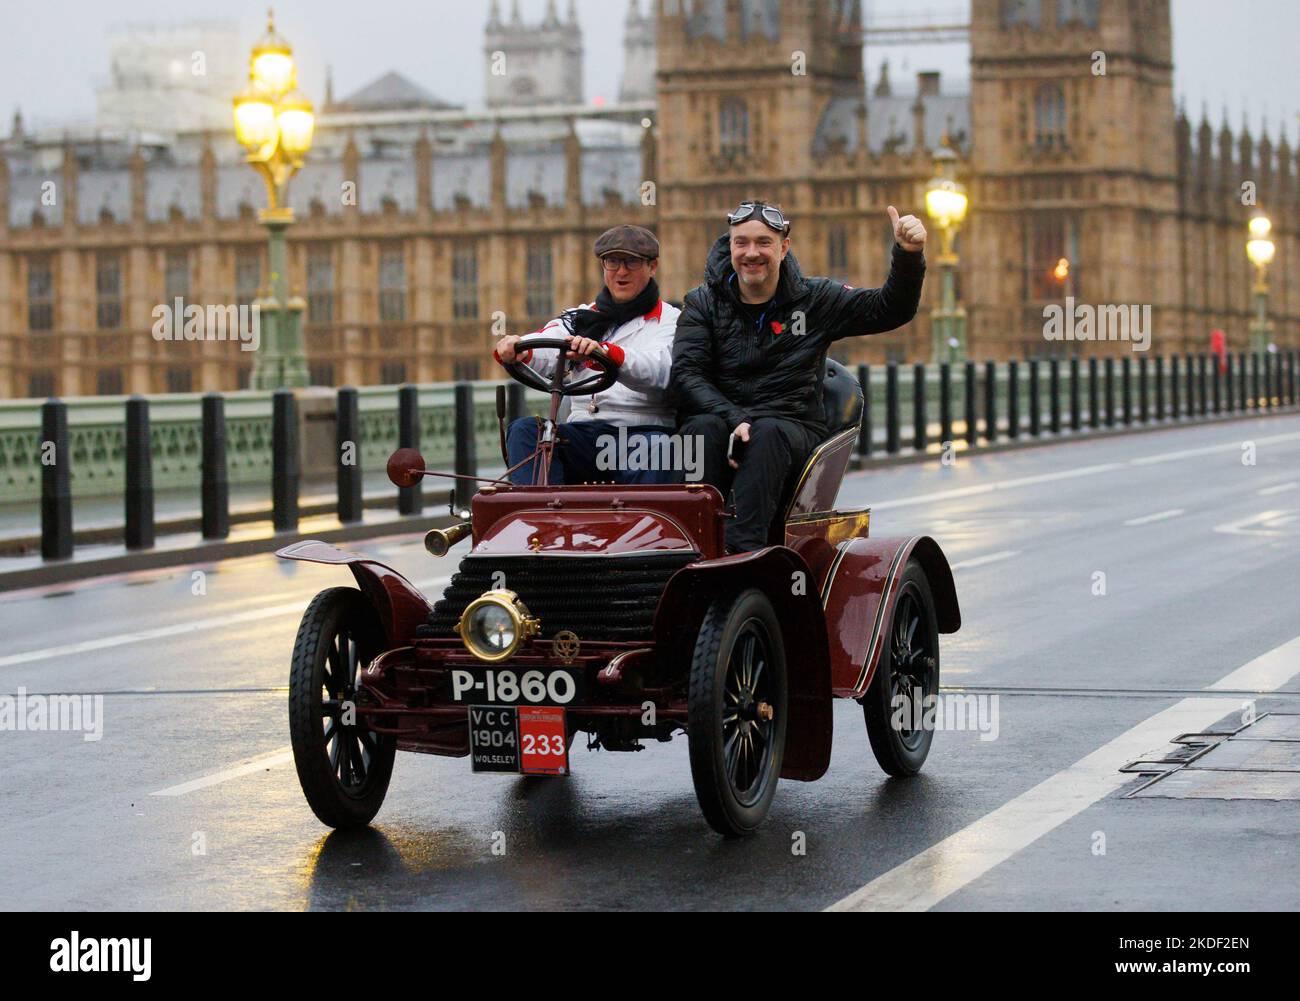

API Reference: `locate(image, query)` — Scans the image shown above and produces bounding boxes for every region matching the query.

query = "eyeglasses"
[600,255,650,272]
[727,202,791,236]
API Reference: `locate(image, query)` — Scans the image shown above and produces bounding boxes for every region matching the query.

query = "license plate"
[450,667,581,706]
[469,705,569,776]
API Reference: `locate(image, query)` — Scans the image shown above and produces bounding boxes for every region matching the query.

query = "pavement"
[1,413,1298,911]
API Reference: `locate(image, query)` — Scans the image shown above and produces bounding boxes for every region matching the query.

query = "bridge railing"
[9,349,1299,563]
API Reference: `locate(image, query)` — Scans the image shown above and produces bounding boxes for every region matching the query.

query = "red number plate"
[518,707,569,776]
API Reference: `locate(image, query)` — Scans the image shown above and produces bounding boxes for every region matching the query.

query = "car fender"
[276,540,433,644]
[821,535,960,698]
[656,546,833,783]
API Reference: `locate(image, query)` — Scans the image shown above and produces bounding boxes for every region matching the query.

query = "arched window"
[720,98,749,159]
[1000,0,1042,28]
[1058,0,1100,27]
[1033,85,1067,150]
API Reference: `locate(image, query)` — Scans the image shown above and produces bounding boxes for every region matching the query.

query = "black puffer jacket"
[671,235,925,435]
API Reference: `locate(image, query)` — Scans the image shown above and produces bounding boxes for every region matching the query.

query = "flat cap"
[593,224,660,260]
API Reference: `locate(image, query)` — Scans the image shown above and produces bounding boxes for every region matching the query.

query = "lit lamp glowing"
[924,146,969,363]
[1246,213,1275,356]
[233,9,315,389]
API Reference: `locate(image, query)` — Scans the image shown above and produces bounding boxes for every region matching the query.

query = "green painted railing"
[0,383,549,504]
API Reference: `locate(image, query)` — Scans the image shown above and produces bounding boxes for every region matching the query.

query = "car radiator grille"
[417,553,700,642]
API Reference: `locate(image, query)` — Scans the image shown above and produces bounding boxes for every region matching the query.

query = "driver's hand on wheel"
[564,336,602,360]
[495,335,523,364]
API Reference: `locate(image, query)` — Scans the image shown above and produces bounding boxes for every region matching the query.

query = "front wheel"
[289,587,397,828]
[687,589,788,837]
[862,560,940,776]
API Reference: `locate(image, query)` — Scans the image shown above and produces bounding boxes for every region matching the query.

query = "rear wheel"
[688,589,788,837]
[289,587,397,828]
[863,561,940,776]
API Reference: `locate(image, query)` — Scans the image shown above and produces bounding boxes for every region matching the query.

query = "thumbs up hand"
[888,205,927,253]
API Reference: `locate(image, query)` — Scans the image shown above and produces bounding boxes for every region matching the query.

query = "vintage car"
[278,333,961,836]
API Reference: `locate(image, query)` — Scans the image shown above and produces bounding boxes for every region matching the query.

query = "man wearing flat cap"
[495,225,681,485]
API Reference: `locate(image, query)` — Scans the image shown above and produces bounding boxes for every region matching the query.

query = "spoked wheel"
[863,560,940,776]
[289,587,397,828]
[688,589,788,837]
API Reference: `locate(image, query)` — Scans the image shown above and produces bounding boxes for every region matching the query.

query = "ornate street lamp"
[925,146,969,363]
[233,9,315,389]
[1245,212,1276,355]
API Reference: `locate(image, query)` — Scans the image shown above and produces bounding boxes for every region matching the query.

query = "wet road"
[3,414,1299,910]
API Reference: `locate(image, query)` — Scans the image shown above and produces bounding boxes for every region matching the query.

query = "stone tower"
[484,0,585,109]
[967,0,1181,353]
[654,0,865,296]
[619,0,657,104]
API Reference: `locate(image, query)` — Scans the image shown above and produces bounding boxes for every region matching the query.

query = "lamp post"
[924,146,969,364]
[1245,213,1275,356]
[233,9,315,390]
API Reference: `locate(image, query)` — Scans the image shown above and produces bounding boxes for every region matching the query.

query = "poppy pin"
[771,321,784,335]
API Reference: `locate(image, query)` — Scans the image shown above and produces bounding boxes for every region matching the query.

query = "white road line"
[828,631,1300,912]
[949,550,1019,570]
[1123,509,1185,526]
[1207,635,1300,692]
[1212,510,1296,536]
[0,574,452,669]
[1259,482,1298,496]
[150,748,294,797]
[868,429,1300,512]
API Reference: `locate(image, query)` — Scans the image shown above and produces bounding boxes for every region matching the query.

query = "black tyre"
[289,587,397,828]
[687,588,788,837]
[863,560,940,776]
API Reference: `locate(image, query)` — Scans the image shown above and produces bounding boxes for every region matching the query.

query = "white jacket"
[514,299,680,427]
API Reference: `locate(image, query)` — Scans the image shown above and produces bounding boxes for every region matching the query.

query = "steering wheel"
[500,333,620,397]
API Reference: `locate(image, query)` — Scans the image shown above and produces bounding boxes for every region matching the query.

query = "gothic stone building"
[0,0,1295,399]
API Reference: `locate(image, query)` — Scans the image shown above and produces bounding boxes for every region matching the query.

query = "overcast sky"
[2,0,1297,138]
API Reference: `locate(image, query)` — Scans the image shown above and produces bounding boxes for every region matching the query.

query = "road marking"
[1212,510,1297,537]
[868,429,1300,511]
[150,747,294,797]
[1123,509,1184,526]
[0,574,452,669]
[827,632,1300,912]
[949,550,1019,570]
[1259,482,1298,496]
[1207,634,1300,692]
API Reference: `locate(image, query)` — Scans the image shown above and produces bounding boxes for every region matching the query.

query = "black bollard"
[1239,352,1249,411]
[1212,355,1222,415]
[1138,356,1149,423]
[272,389,299,532]
[506,382,527,428]
[201,393,230,540]
[398,385,422,515]
[1155,355,1165,420]
[885,362,900,454]
[1029,359,1041,436]
[124,396,155,550]
[1104,357,1115,427]
[939,362,952,445]
[453,382,477,514]
[1171,354,1181,418]
[1250,352,1261,410]
[964,361,977,446]
[984,360,998,443]
[1070,356,1082,432]
[336,387,362,524]
[857,364,873,459]
[1224,353,1234,412]
[1088,357,1100,429]
[1290,351,1297,406]
[1050,358,1062,434]
[40,399,73,561]
[1263,352,1273,410]
[1198,354,1209,416]
[1007,360,1020,439]
[1121,357,1132,426]
[913,363,927,452]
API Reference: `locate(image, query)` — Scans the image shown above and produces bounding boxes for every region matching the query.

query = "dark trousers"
[507,418,678,486]
[679,414,822,553]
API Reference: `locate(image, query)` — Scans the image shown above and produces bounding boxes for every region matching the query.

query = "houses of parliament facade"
[0,0,1295,398]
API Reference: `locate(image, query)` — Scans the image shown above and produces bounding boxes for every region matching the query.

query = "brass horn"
[425,521,472,557]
